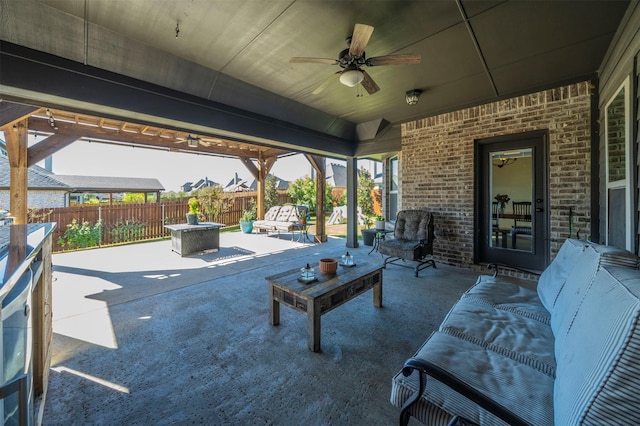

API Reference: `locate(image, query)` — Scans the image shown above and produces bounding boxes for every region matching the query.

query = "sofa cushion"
[378,238,422,260]
[554,265,640,425]
[393,331,555,426]
[536,239,585,312]
[465,275,550,324]
[275,205,299,222]
[263,206,281,221]
[551,242,639,342]
[442,298,556,375]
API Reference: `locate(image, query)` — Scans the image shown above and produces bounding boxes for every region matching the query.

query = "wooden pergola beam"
[28,116,289,160]
[28,133,78,167]
[0,103,40,127]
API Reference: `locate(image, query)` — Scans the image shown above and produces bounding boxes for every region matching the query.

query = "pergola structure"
[0,103,328,241]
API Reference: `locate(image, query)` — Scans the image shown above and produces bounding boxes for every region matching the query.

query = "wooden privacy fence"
[29,192,294,252]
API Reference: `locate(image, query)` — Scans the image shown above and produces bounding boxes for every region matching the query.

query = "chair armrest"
[399,357,530,426]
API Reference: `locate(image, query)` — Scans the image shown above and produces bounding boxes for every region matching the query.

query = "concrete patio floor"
[42,231,514,425]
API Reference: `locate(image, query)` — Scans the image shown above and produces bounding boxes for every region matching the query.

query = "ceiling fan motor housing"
[338,48,366,69]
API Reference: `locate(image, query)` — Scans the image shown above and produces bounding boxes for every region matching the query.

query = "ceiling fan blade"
[360,70,380,95]
[290,57,338,65]
[312,72,340,95]
[349,23,374,57]
[367,53,422,66]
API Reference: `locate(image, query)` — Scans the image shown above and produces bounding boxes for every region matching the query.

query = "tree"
[287,176,334,214]
[195,185,228,222]
[122,193,145,203]
[265,175,279,212]
[357,167,375,219]
[287,176,316,212]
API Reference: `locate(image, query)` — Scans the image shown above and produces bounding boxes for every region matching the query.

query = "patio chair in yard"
[378,210,436,277]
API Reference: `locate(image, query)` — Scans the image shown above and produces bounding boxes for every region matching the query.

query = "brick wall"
[401,81,593,268]
[0,190,67,211]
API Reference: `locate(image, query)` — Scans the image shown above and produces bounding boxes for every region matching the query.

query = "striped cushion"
[536,238,586,312]
[554,265,640,424]
[274,205,299,222]
[400,331,555,426]
[263,206,281,221]
[465,275,550,324]
[440,298,556,376]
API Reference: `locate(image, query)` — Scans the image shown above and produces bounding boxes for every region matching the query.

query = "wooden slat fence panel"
[28,191,295,252]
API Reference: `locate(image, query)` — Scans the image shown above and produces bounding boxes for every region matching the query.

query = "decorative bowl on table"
[318,258,338,274]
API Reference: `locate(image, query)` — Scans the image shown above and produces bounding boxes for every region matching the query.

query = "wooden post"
[305,154,326,243]
[240,154,275,219]
[3,119,29,224]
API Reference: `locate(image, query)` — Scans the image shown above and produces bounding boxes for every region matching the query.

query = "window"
[389,157,398,220]
[605,77,632,250]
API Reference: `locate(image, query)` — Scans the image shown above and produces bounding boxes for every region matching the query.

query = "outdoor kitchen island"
[164,222,224,257]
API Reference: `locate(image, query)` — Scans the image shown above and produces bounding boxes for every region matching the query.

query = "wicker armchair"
[378,210,436,277]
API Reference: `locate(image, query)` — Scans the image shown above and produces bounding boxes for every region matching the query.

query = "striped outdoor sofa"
[391,238,640,425]
[252,205,300,238]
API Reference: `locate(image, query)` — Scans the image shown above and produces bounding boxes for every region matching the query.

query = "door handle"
[535,207,543,212]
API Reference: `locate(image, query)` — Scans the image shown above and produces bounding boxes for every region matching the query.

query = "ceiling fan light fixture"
[405,89,422,105]
[339,68,364,87]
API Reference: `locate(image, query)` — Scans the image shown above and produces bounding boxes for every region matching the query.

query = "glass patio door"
[476,131,549,271]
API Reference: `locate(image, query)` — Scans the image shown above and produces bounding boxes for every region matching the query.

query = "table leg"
[307,300,321,352]
[269,285,280,326]
[373,281,383,307]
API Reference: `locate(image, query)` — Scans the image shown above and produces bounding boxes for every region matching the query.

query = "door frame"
[474,130,550,271]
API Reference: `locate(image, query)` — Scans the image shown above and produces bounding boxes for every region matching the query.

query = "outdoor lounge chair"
[378,210,436,277]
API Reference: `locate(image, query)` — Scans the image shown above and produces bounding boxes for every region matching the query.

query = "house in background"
[0,147,164,209]
[223,172,250,192]
[248,174,289,191]
[180,177,219,194]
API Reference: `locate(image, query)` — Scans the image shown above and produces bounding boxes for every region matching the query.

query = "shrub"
[110,219,146,243]
[57,219,103,250]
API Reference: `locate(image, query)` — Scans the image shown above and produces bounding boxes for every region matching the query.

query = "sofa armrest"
[486,263,542,278]
[399,357,530,426]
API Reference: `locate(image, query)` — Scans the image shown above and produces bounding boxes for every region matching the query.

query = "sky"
[2,133,379,193]
[33,138,320,193]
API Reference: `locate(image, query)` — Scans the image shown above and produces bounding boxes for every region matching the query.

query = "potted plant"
[361,216,376,246]
[239,199,257,233]
[186,197,199,225]
[375,215,386,230]
[494,194,510,213]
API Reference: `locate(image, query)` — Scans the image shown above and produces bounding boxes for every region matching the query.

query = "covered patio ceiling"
[0,1,631,158]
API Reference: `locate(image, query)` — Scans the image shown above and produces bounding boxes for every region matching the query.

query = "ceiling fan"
[290,23,421,95]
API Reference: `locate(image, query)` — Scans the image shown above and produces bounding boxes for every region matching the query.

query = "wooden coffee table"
[266,262,383,352]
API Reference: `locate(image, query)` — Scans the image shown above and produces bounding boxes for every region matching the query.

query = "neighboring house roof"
[248,174,289,191]
[0,156,164,192]
[180,177,220,193]
[0,156,68,190]
[53,175,164,192]
[223,172,250,192]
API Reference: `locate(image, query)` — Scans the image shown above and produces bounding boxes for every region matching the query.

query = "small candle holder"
[341,251,354,266]
[300,263,315,280]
